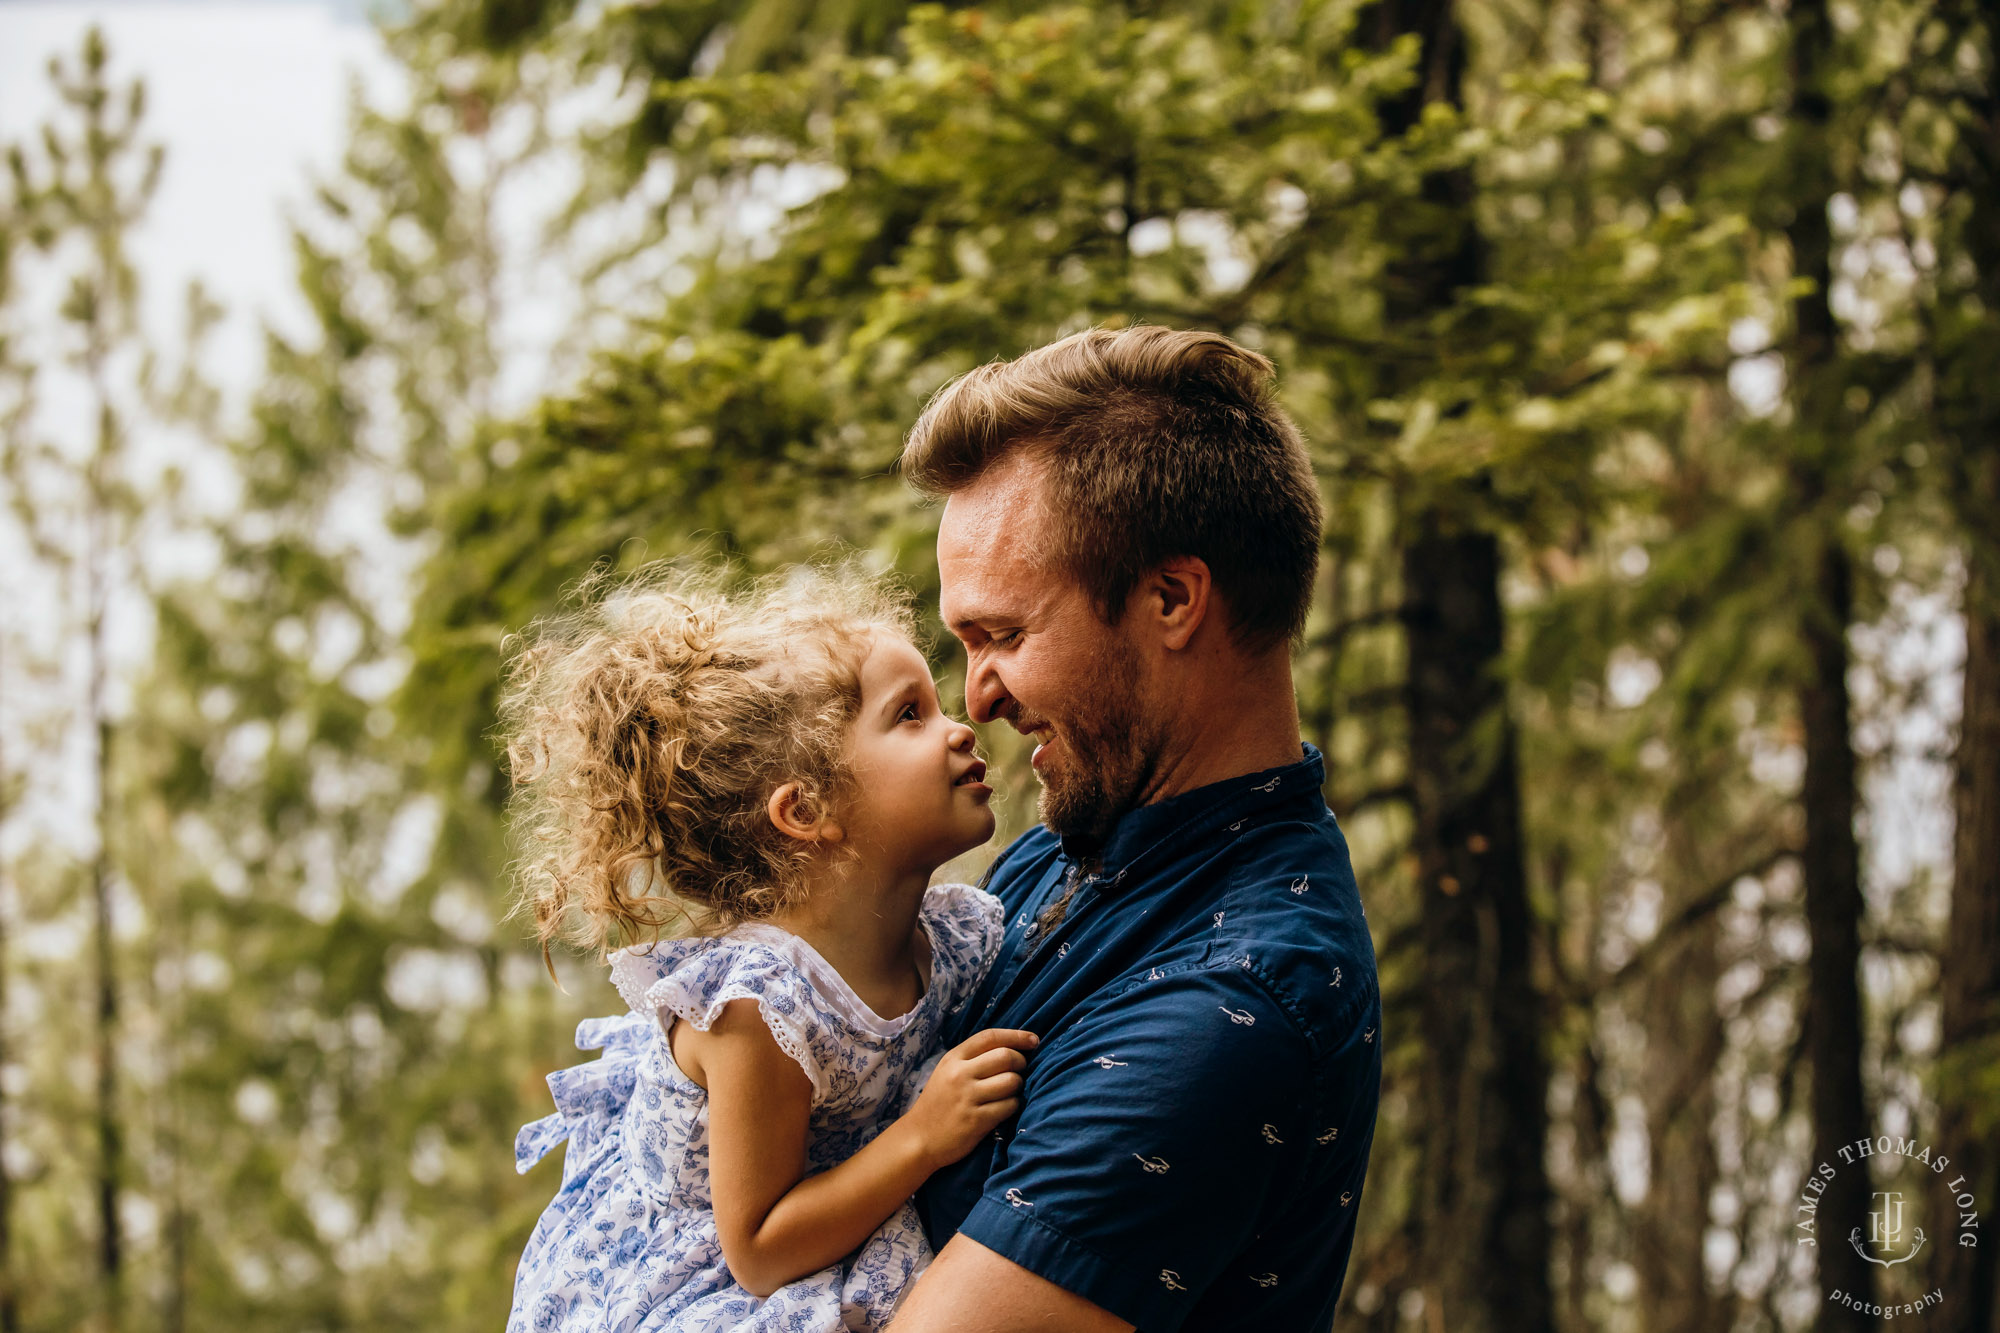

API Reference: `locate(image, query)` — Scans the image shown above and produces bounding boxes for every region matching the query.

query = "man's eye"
[993,629,1023,647]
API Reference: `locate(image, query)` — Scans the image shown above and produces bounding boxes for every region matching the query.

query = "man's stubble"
[1035,629,1158,854]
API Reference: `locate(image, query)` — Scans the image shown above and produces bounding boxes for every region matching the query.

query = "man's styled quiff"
[901,326,1322,652]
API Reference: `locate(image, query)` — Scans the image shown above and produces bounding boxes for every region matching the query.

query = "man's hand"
[890,1235,1135,1332]
[902,1028,1039,1171]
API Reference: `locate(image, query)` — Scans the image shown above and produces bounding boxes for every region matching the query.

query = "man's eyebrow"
[945,607,1011,633]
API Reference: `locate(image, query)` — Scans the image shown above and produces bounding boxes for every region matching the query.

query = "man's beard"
[1032,636,1155,850]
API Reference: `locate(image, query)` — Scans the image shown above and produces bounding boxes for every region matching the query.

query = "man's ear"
[767,783,845,845]
[1144,557,1213,651]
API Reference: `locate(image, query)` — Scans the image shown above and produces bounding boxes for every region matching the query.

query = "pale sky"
[0,1,395,864]
[0,1,393,395]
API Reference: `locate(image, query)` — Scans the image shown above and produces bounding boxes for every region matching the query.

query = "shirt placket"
[979,862,1105,1024]
[976,755,1324,1027]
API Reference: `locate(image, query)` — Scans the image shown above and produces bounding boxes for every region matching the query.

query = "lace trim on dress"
[604,944,684,1016]
[605,925,932,1039]
[607,944,675,1017]
[604,941,832,1099]
[599,884,1001,1096]
[647,978,829,1102]
[726,925,930,1039]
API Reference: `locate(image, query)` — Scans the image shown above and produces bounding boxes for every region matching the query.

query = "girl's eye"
[899,702,921,723]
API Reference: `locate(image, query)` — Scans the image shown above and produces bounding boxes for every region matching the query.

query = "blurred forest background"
[0,0,1997,1331]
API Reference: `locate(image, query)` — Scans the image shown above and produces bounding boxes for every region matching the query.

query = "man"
[890,326,1381,1332]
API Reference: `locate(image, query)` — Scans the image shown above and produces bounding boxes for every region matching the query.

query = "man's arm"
[891,1234,1134,1333]
[898,964,1339,1329]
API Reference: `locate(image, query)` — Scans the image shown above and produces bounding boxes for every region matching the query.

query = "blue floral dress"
[508,884,1004,1333]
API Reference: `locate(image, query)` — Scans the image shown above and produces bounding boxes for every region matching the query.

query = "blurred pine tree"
[1920,3,2000,1326]
[2,30,166,1330]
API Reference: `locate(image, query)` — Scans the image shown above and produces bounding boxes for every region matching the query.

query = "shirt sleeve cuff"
[956,1194,1193,1332]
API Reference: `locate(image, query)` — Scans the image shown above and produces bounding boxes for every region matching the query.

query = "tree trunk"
[1633,910,1724,1333]
[1936,447,2000,1333]
[1402,523,1555,1333]
[1368,1,1555,1327]
[1932,6,2000,1321]
[1784,0,1874,1322]
[1798,541,1874,1329]
[87,384,122,1333]
[1562,1038,1610,1333]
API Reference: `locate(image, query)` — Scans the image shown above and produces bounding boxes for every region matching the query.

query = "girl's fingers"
[952,1028,1039,1060]
[971,1072,1024,1103]
[960,1046,1029,1079]
[980,1097,1023,1122]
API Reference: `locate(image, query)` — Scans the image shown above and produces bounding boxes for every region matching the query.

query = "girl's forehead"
[856,631,934,692]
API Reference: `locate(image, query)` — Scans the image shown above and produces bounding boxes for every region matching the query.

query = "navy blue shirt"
[917,746,1381,1331]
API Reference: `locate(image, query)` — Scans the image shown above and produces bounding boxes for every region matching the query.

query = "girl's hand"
[904,1028,1039,1170]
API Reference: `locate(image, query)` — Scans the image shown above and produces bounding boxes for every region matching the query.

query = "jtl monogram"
[1851,1191,1927,1268]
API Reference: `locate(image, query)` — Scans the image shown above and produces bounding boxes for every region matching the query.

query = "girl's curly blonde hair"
[499,562,916,957]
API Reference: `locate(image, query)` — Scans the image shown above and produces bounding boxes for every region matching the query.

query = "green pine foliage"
[1,1,1997,1330]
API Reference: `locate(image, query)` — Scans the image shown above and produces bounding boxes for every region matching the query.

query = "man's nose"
[964,652,1009,725]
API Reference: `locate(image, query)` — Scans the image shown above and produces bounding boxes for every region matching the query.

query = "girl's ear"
[767,782,845,845]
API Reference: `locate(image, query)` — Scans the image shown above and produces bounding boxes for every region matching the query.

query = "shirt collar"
[1057,744,1328,882]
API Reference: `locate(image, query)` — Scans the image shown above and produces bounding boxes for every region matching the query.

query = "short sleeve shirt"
[916,746,1381,1332]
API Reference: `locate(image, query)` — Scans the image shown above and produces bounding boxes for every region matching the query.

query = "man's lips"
[1003,716,1053,771]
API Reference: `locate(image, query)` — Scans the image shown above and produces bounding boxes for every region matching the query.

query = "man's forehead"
[940,455,1047,546]
[942,451,1056,564]
[940,508,1043,626]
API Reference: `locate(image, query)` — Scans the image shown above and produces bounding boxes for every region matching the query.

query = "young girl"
[500,566,1031,1332]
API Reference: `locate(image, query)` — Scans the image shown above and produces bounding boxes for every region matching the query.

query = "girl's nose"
[948,719,977,751]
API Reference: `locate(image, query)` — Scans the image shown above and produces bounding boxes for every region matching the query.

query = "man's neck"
[1134,647,1303,808]
[769,855,933,1016]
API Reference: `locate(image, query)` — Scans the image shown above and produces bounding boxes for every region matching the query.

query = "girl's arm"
[675,997,1036,1298]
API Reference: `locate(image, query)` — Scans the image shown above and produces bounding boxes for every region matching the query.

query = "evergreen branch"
[1332,783,1415,821]
[1569,845,1798,1005]
[1311,606,1403,649]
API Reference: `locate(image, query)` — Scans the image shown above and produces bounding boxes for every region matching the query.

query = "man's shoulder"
[1221,803,1356,880]
[1219,808,1365,930]
[1205,818,1377,1059]
[1087,952,1321,1055]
